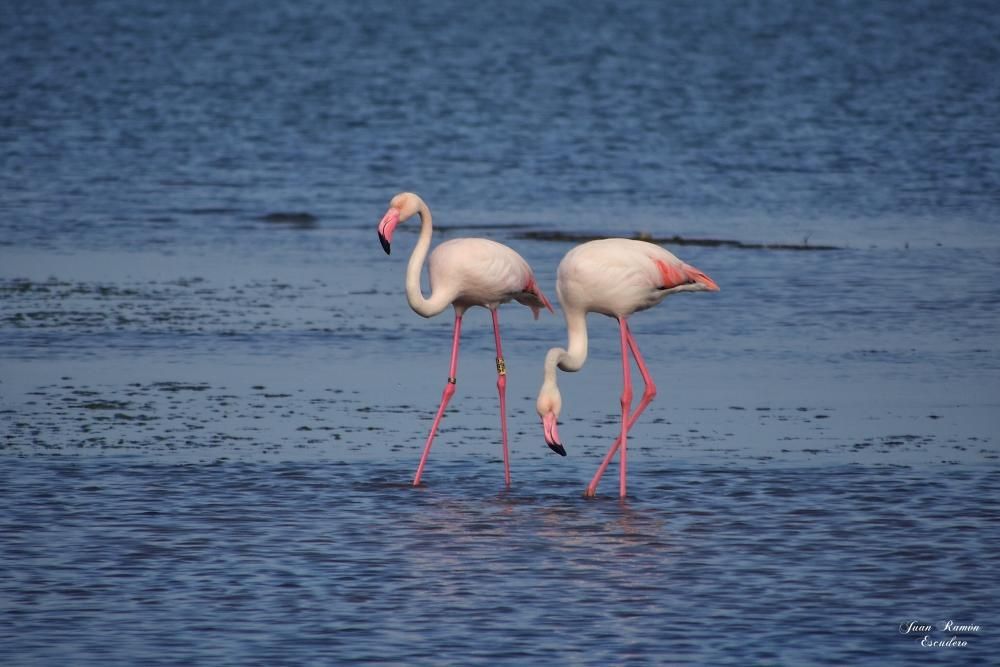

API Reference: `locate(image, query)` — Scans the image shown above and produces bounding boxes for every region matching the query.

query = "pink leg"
[491,310,511,487]
[585,320,657,498]
[413,312,462,486]
[617,319,633,498]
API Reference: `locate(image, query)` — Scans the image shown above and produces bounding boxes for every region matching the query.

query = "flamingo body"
[538,238,719,498]
[557,239,716,318]
[428,238,550,317]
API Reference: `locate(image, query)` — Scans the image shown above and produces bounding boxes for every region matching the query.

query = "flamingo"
[377,192,553,487]
[535,238,719,498]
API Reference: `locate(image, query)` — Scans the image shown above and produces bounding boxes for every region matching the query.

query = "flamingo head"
[536,384,566,456]
[378,192,424,255]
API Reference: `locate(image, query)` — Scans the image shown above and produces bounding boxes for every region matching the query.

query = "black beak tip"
[548,442,567,457]
[378,234,391,255]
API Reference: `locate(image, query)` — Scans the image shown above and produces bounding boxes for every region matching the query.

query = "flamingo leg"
[617,318,633,497]
[413,312,462,486]
[491,309,512,487]
[585,320,657,498]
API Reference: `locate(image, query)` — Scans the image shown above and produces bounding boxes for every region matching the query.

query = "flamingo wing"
[516,275,555,319]
[653,258,720,292]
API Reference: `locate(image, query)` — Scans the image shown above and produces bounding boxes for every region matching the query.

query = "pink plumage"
[426,238,553,319]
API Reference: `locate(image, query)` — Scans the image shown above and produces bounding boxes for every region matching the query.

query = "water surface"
[2,0,999,664]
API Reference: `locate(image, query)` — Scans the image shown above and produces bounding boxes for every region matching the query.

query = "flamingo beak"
[377,208,400,255]
[543,413,566,456]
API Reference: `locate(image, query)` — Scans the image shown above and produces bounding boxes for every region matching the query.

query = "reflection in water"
[3,459,996,665]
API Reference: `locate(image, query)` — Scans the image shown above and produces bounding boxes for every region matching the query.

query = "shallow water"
[2,459,998,666]
[3,0,1000,664]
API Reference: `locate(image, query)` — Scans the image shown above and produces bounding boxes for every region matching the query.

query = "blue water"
[2,460,998,665]
[2,0,999,664]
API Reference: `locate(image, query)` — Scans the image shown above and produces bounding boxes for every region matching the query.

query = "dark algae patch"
[259,212,319,227]
[516,230,841,251]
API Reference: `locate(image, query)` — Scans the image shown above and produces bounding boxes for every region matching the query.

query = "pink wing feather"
[517,275,555,319]
[654,259,720,291]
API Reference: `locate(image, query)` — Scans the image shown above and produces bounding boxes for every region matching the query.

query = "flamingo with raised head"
[535,238,719,498]
[377,192,553,487]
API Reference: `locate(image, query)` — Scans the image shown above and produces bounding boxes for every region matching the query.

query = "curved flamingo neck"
[404,203,451,318]
[543,306,589,385]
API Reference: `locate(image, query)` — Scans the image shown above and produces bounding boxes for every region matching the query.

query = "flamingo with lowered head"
[377,192,553,487]
[536,238,719,498]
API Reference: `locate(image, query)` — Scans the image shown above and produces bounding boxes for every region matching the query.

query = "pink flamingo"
[377,192,553,487]
[535,238,719,498]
